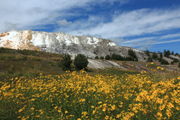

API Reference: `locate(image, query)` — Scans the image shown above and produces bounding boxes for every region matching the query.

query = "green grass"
[0,48,64,82]
[0,47,179,82]
[0,48,179,120]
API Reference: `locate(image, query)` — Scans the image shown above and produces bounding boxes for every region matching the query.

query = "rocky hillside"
[0,30,146,61]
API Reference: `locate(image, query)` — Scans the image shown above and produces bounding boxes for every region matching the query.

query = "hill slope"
[0,48,179,80]
[0,30,146,61]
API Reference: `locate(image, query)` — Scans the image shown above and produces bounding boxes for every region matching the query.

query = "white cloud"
[57,19,72,26]
[123,37,157,44]
[69,8,180,39]
[160,33,180,39]
[0,0,127,32]
[1,0,179,49]
[151,39,180,45]
[122,32,180,44]
[121,32,180,49]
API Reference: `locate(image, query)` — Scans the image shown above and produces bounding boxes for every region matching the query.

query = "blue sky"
[0,0,180,53]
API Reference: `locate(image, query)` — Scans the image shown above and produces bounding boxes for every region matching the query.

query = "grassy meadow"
[0,48,180,120]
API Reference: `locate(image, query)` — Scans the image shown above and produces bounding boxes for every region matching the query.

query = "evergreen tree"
[105,55,111,60]
[152,53,158,60]
[147,57,153,62]
[145,50,150,56]
[111,54,124,61]
[128,49,138,61]
[60,54,72,71]
[95,56,99,59]
[74,54,89,70]
[100,56,104,60]
[160,53,163,59]
[164,50,171,57]
[160,59,169,65]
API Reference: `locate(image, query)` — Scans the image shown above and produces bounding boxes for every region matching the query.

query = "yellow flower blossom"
[0,71,178,120]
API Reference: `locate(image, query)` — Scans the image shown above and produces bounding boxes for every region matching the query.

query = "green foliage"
[111,54,125,61]
[104,53,139,61]
[74,54,88,70]
[171,58,179,65]
[159,53,163,59]
[0,100,19,120]
[1,72,179,120]
[95,56,99,59]
[145,50,150,56]
[147,57,153,62]
[0,48,63,75]
[163,50,171,57]
[128,49,138,61]
[60,54,72,71]
[178,63,180,68]
[175,53,179,56]
[160,59,169,65]
[152,52,158,60]
[105,55,111,60]
[100,56,104,60]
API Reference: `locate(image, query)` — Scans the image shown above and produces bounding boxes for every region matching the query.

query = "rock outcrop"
[0,30,147,61]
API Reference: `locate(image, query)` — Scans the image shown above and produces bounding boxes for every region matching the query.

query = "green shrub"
[105,55,111,60]
[95,56,99,59]
[100,56,104,60]
[160,59,169,65]
[128,49,138,61]
[159,53,163,59]
[60,54,72,71]
[152,53,158,60]
[111,54,124,61]
[0,100,19,120]
[74,54,88,70]
[147,57,153,62]
[145,50,150,56]
[163,50,171,57]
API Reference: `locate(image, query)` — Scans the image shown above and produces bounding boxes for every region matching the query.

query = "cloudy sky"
[1,0,180,53]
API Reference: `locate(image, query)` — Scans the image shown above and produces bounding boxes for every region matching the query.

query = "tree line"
[95,49,138,61]
[60,49,180,71]
[145,49,180,65]
[60,54,88,71]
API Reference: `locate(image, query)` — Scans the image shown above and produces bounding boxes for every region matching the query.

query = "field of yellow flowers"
[0,71,179,120]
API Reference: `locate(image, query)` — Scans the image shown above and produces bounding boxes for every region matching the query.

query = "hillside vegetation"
[0,48,180,120]
[0,48,63,80]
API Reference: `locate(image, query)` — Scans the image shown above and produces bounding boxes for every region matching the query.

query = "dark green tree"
[74,54,89,70]
[147,57,153,62]
[128,49,138,61]
[111,54,124,61]
[175,53,179,56]
[105,55,111,60]
[100,56,104,60]
[145,50,150,56]
[152,53,158,60]
[160,59,169,65]
[172,58,179,63]
[164,50,171,57]
[95,56,99,59]
[160,53,163,59]
[60,54,72,71]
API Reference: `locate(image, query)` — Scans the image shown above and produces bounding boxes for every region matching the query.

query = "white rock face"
[0,30,147,60]
[88,59,124,69]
